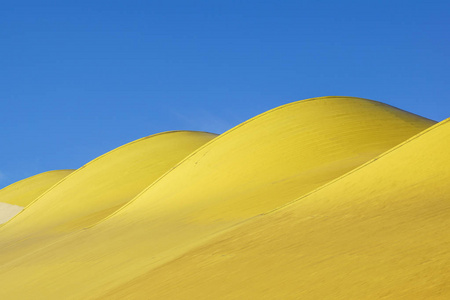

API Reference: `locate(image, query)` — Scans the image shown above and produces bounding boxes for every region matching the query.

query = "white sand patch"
[0,202,23,224]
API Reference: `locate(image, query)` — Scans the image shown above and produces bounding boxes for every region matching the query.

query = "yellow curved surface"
[0,97,437,299]
[0,131,217,264]
[0,170,74,224]
[102,118,450,299]
[0,170,74,207]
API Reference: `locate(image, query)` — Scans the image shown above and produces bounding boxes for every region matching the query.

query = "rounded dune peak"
[0,131,217,244]
[113,96,435,220]
[0,97,438,299]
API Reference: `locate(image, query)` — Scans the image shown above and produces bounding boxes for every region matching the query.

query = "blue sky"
[1,0,449,188]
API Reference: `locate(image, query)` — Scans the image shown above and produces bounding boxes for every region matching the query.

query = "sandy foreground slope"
[0,97,437,299]
[0,170,74,223]
[101,117,450,299]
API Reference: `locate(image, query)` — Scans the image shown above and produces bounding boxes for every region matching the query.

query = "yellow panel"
[0,97,436,299]
[104,118,450,299]
[0,170,73,207]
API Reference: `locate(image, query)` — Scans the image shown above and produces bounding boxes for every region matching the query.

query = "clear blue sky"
[1,0,449,188]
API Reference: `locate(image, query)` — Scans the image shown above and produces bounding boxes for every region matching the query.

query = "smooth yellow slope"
[0,170,74,207]
[104,118,450,299]
[0,131,217,264]
[0,97,436,299]
[0,170,73,224]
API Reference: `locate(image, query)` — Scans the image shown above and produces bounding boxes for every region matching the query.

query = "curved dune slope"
[103,118,450,299]
[0,131,217,264]
[0,170,74,207]
[0,170,74,224]
[0,97,436,299]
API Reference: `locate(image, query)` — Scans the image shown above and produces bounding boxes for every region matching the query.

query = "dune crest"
[0,97,446,299]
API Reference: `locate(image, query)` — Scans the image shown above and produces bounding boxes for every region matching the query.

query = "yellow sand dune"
[100,117,450,299]
[0,97,437,299]
[0,170,73,224]
[0,131,216,264]
[0,170,74,207]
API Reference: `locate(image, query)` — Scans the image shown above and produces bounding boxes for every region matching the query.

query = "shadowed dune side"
[102,118,450,300]
[0,97,436,299]
[0,170,74,224]
[0,131,217,264]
